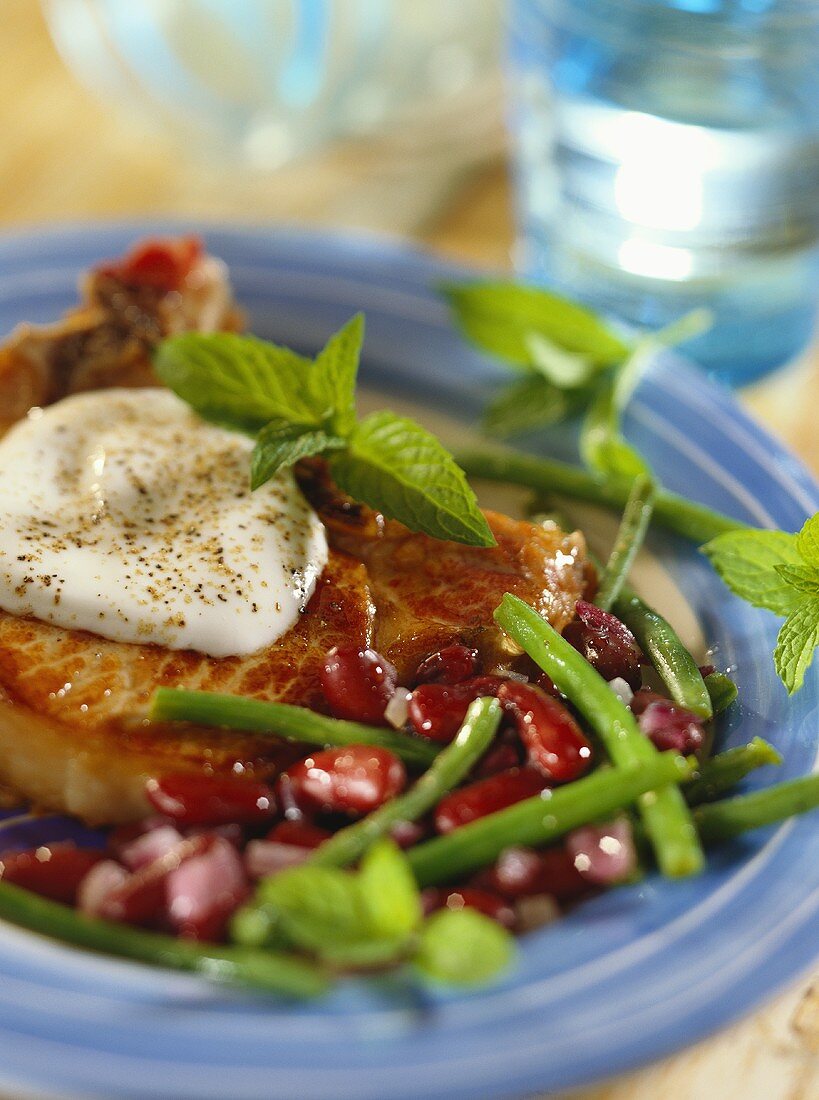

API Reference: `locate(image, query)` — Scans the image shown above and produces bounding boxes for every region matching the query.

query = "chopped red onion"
[244,840,312,879]
[166,837,247,940]
[631,690,704,754]
[566,818,636,885]
[488,668,530,683]
[608,676,634,706]
[389,819,427,849]
[120,825,185,871]
[77,860,128,917]
[384,688,412,729]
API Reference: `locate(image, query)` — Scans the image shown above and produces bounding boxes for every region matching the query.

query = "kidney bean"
[563,600,643,689]
[497,681,593,782]
[265,820,331,848]
[475,734,523,778]
[414,644,482,686]
[408,675,506,742]
[434,767,548,834]
[320,646,398,724]
[423,887,515,929]
[0,844,104,906]
[535,671,563,698]
[279,745,406,817]
[481,844,589,903]
[145,773,276,827]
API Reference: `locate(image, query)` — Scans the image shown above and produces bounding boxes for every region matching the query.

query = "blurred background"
[1,3,818,1098]
[8,0,819,394]
[4,2,510,261]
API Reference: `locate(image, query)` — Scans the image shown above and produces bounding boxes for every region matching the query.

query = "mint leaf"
[774,598,819,694]
[414,908,515,986]
[702,530,803,616]
[481,374,578,439]
[250,421,345,490]
[796,513,819,564]
[330,411,495,547]
[256,862,410,965]
[257,864,372,956]
[358,839,422,941]
[312,313,363,437]
[441,282,629,368]
[154,333,320,433]
[775,563,819,596]
[254,843,419,967]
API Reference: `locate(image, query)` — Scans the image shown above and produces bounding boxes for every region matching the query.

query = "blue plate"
[0,224,816,1099]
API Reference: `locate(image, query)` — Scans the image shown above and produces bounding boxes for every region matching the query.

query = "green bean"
[0,880,328,998]
[683,738,782,805]
[693,773,819,843]
[456,446,748,544]
[150,688,438,768]
[494,593,704,877]
[704,672,738,716]
[596,474,657,611]
[613,589,712,719]
[310,698,502,868]
[407,752,695,887]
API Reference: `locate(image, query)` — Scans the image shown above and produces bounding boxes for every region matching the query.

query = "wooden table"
[2,5,818,1098]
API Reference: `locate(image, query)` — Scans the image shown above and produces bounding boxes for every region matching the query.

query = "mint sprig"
[255,839,421,967]
[703,515,819,693]
[154,332,318,434]
[441,282,630,368]
[443,279,709,466]
[252,838,515,984]
[330,411,495,546]
[155,316,495,548]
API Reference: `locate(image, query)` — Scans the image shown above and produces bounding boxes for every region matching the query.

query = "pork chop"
[0,239,589,823]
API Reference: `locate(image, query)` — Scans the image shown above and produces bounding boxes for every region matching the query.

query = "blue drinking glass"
[508,0,819,385]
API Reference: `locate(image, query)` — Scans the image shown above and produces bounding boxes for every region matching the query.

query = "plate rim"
[0,220,816,1099]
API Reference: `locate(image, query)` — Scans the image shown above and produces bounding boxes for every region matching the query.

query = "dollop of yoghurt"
[0,389,328,657]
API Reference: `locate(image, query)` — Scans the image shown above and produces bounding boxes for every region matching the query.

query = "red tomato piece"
[96,235,202,291]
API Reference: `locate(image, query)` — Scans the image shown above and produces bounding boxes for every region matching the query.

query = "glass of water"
[43,0,501,171]
[508,0,819,385]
